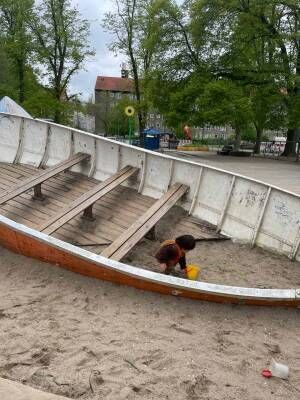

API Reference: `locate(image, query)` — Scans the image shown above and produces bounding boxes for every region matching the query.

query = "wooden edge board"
[110,185,188,261]
[102,183,188,260]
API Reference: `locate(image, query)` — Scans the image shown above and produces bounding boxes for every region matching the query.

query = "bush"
[241,125,256,142]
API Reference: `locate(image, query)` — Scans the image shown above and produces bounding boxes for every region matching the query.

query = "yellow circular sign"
[125,106,135,117]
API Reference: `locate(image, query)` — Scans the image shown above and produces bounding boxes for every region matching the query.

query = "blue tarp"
[143,128,161,136]
[143,128,161,150]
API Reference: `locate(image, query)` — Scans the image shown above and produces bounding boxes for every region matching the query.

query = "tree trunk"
[282,128,296,156]
[16,58,25,103]
[234,126,241,151]
[254,124,262,154]
[54,92,61,124]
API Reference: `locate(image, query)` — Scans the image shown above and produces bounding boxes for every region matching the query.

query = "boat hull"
[0,215,298,307]
[0,113,300,307]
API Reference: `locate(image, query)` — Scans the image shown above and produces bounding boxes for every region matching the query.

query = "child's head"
[175,235,196,251]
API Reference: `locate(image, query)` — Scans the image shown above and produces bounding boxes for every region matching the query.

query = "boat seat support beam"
[82,204,95,221]
[145,225,156,241]
[32,184,45,201]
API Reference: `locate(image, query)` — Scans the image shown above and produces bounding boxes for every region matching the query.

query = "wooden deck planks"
[0,153,90,204]
[0,163,223,264]
[2,164,152,222]
[39,166,139,235]
[0,164,146,247]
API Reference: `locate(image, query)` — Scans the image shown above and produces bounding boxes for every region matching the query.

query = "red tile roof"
[95,76,135,93]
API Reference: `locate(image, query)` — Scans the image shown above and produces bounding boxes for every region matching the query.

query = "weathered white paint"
[189,167,203,215]
[18,119,48,166]
[138,153,147,193]
[39,124,51,168]
[251,187,272,247]
[44,125,72,166]
[217,176,236,232]
[1,112,300,264]
[0,114,21,163]
[94,140,119,181]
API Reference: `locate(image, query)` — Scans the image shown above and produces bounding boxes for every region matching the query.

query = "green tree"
[205,0,300,155]
[29,0,94,123]
[148,0,296,154]
[0,0,34,103]
[103,0,166,144]
[0,44,15,98]
[196,80,253,150]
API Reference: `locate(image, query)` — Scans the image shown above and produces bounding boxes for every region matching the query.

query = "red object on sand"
[183,125,192,140]
[262,369,272,378]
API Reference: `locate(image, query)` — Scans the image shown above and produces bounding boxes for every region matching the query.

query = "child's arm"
[178,255,187,270]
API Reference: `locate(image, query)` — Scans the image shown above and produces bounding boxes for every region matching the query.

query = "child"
[155,235,196,276]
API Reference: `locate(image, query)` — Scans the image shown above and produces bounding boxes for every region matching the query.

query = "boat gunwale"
[0,112,299,200]
[0,214,298,306]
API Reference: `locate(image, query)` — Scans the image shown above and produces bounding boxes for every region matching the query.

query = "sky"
[70,0,184,101]
[69,0,121,101]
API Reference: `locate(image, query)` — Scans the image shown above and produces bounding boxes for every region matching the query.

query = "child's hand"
[159,263,167,271]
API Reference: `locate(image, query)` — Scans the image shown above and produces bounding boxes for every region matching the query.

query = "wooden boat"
[0,112,299,307]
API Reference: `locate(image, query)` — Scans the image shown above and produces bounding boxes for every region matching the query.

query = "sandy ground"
[123,207,300,289]
[0,245,299,400]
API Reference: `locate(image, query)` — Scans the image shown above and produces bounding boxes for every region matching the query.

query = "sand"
[0,377,71,399]
[0,245,299,400]
[123,206,300,289]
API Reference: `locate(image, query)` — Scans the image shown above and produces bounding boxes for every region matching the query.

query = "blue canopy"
[143,128,161,135]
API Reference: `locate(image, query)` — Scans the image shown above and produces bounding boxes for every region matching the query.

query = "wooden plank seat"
[101,183,188,261]
[0,152,90,204]
[39,165,139,235]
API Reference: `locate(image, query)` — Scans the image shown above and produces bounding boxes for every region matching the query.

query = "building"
[94,68,167,135]
[94,70,135,134]
[192,125,234,140]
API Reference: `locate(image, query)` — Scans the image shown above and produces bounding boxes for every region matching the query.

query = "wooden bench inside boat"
[0,152,90,204]
[39,165,138,235]
[101,183,188,261]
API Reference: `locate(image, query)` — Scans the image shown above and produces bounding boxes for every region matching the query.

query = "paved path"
[165,150,300,195]
[0,378,71,400]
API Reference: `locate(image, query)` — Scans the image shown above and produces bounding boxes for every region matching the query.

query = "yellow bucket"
[186,264,200,280]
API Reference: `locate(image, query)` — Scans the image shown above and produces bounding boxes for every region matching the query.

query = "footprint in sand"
[183,374,214,399]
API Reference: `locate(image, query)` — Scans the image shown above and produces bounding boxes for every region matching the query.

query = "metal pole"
[128,117,132,144]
